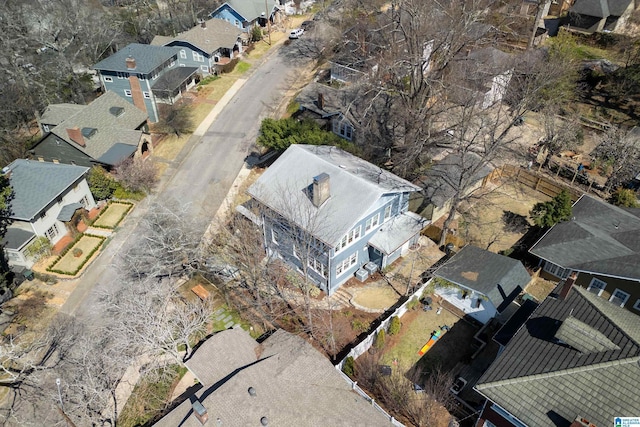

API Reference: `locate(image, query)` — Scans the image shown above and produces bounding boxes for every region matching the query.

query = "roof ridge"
[477,356,639,390]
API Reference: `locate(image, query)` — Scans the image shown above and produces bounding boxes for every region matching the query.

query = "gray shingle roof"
[296,82,357,121]
[40,104,85,127]
[571,0,610,17]
[151,18,241,54]
[247,145,420,245]
[212,0,280,22]
[368,212,427,254]
[434,245,530,310]
[151,67,198,93]
[417,152,493,208]
[45,91,147,166]
[6,160,89,221]
[93,43,179,73]
[56,202,83,222]
[475,286,640,427]
[2,228,35,250]
[154,328,391,427]
[529,194,640,281]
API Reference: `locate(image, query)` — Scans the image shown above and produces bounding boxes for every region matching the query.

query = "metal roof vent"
[248,387,256,397]
[260,417,269,426]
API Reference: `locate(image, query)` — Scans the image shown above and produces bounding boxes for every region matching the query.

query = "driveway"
[63,44,309,321]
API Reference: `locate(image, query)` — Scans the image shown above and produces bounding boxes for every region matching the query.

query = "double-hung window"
[336,253,357,277]
[543,261,571,279]
[308,257,327,278]
[384,205,392,221]
[335,226,361,253]
[586,277,607,296]
[609,288,630,307]
[365,214,380,232]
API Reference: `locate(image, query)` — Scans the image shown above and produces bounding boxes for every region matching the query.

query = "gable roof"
[296,82,356,120]
[40,104,85,127]
[417,152,493,208]
[211,0,280,23]
[475,285,640,427]
[247,145,420,245]
[529,194,640,281]
[434,246,530,309]
[6,160,89,221]
[154,328,391,427]
[41,91,147,166]
[151,18,241,55]
[93,43,179,74]
[571,0,610,17]
[2,228,36,250]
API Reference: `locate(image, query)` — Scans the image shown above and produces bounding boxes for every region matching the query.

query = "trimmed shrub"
[88,166,117,200]
[388,316,401,335]
[374,329,386,350]
[342,356,355,378]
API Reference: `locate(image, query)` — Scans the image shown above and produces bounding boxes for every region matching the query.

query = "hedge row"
[47,234,106,276]
[91,201,134,229]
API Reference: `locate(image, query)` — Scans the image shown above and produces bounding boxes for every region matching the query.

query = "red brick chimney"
[125,56,136,70]
[66,127,85,147]
[317,93,325,110]
[201,20,206,29]
[192,400,208,425]
[559,272,577,300]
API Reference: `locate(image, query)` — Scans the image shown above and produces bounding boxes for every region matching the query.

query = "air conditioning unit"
[363,262,378,274]
[355,269,369,282]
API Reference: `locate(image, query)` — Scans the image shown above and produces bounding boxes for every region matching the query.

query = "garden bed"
[47,234,106,276]
[92,201,133,229]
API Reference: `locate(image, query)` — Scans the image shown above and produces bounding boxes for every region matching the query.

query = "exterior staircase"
[327,288,353,310]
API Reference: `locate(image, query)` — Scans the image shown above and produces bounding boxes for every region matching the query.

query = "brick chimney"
[312,173,330,207]
[317,92,324,110]
[125,56,136,70]
[66,127,85,147]
[192,400,208,425]
[559,271,577,300]
[201,20,207,29]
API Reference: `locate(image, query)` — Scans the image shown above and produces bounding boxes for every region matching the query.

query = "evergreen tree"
[530,190,573,228]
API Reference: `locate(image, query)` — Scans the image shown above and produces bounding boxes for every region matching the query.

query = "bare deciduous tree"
[114,157,158,193]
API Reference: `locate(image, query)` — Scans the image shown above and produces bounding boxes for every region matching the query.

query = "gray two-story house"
[244,145,426,295]
[151,18,243,76]
[93,43,198,122]
[210,0,282,32]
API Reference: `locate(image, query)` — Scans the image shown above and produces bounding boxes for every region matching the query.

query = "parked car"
[450,377,467,395]
[300,20,314,30]
[413,383,425,393]
[289,28,304,39]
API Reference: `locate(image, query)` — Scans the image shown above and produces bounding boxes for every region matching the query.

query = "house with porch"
[153,327,392,426]
[209,0,282,33]
[474,279,640,427]
[433,246,530,324]
[93,43,199,122]
[151,18,243,76]
[242,144,426,295]
[32,91,150,169]
[529,194,640,315]
[295,82,358,142]
[567,0,637,34]
[1,160,96,269]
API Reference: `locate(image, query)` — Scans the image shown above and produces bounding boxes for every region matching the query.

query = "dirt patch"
[525,276,557,302]
[459,181,550,253]
[351,285,399,311]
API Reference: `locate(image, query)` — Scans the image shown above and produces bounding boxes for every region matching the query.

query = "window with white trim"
[308,257,327,278]
[45,223,59,240]
[124,89,132,97]
[384,204,392,221]
[104,76,113,83]
[170,60,175,67]
[80,196,89,208]
[336,253,357,277]
[193,51,205,62]
[609,288,630,307]
[293,244,302,259]
[201,65,209,72]
[180,50,187,59]
[116,72,128,79]
[143,91,151,99]
[333,120,354,140]
[543,261,571,279]
[587,277,607,295]
[633,299,640,311]
[335,226,361,253]
[271,229,279,245]
[365,213,380,232]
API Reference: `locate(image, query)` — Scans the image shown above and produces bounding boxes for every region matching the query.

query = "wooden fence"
[490,165,584,202]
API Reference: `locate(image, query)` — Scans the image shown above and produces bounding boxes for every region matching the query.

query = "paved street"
[63,44,306,320]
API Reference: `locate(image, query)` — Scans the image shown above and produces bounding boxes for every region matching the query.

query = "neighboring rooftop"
[45,91,147,166]
[5,160,89,221]
[296,82,354,118]
[475,285,640,427]
[151,18,241,54]
[434,245,530,310]
[39,103,86,127]
[529,194,640,281]
[247,145,420,245]
[416,152,493,208]
[154,328,392,427]
[211,0,280,22]
[1,228,36,250]
[93,43,179,73]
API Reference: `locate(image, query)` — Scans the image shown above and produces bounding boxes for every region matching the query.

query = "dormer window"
[81,127,97,139]
[109,106,125,117]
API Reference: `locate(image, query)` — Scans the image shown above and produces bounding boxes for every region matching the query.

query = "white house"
[1,160,96,268]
